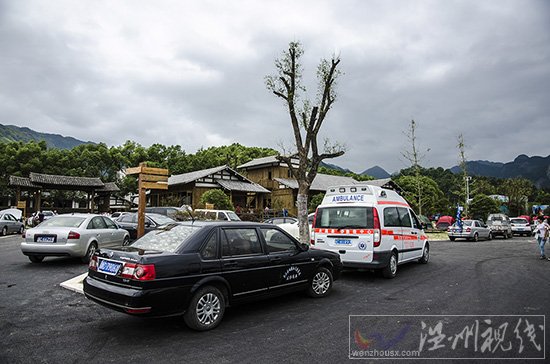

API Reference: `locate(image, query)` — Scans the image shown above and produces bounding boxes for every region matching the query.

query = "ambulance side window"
[409,210,421,229]
[397,207,412,228]
[383,207,401,227]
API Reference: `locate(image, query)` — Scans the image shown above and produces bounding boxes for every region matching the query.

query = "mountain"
[0,124,93,149]
[361,166,390,179]
[450,154,550,188]
[320,161,353,174]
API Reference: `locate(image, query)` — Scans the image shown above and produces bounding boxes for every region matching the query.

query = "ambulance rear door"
[313,206,375,264]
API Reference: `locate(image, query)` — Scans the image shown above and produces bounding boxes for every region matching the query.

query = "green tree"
[500,178,533,216]
[199,189,234,210]
[309,193,325,212]
[395,175,447,216]
[469,194,501,221]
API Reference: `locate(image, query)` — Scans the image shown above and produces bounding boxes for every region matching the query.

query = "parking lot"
[1,233,549,363]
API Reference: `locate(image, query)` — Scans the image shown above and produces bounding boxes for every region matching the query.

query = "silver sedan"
[0,212,24,236]
[447,220,492,242]
[21,214,130,263]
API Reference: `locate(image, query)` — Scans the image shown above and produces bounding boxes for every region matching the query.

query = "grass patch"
[426,231,449,241]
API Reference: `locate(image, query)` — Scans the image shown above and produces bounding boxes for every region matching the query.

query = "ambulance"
[310,184,429,278]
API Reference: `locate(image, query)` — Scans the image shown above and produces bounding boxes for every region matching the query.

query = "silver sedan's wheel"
[81,242,97,263]
[307,267,333,298]
[184,286,225,331]
[1,226,7,236]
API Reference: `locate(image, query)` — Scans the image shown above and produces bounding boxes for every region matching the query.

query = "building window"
[287,169,292,178]
[268,171,272,180]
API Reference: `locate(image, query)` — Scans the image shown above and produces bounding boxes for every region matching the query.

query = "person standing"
[533,216,550,260]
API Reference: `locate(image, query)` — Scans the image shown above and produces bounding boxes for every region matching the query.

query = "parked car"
[436,216,454,230]
[0,211,24,236]
[145,206,190,221]
[109,211,129,220]
[115,212,176,240]
[447,220,492,241]
[31,210,56,226]
[262,216,298,225]
[510,217,531,236]
[277,213,315,240]
[20,214,130,263]
[486,213,513,239]
[83,221,342,331]
[193,209,241,222]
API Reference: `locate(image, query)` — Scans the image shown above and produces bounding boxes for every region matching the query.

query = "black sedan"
[83,221,342,331]
[114,212,175,240]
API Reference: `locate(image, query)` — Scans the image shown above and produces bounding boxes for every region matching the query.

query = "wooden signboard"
[128,163,170,238]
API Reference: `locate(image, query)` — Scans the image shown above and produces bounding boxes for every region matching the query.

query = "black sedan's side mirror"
[300,243,310,251]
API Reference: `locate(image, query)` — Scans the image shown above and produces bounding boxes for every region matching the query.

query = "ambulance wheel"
[418,244,429,264]
[382,252,398,279]
[449,237,455,241]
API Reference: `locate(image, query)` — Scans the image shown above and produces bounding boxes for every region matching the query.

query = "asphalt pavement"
[1,233,549,363]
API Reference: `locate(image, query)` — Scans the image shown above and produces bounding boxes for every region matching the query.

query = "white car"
[278,213,315,240]
[510,217,531,236]
[21,214,130,263]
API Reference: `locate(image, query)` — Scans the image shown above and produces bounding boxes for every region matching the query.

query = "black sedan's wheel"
[1,226,7,236]
[382,252,398,279]
[82,242,97,263]
[29,255,44,263]
[184,286,225,331]
[307,267,333,298]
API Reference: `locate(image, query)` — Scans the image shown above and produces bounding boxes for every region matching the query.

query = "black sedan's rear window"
[131,224,200,253]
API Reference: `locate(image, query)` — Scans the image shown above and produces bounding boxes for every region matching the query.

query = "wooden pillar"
[34,190,41,213]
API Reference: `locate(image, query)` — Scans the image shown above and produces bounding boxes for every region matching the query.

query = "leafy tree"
[199,189,234,210]
[309,193,325,212]
[266,41,344,243]
[318,166,373,181]
[500,178,533,216]
[469,194,501,221]
[395,175,447,216]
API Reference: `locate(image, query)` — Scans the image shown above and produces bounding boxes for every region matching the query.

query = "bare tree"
[457,134,471,216]
[401,119,428,215]
[266,42,345,243]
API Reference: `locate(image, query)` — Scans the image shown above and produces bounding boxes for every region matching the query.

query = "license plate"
[36,236,55,243]
[335,239,352,245]
[98,259,122,275]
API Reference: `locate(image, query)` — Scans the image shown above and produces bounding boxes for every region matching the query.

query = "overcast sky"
[1,0,549,173]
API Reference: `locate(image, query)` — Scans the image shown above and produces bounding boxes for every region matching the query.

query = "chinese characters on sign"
[349,315,545,360]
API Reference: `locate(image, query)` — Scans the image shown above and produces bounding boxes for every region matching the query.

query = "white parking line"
[60,273,87,295]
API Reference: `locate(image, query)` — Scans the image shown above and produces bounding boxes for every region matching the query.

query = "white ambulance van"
[311,184,429,278]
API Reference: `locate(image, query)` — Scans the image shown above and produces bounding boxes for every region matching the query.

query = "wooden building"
[8,173,119,215]
[238,156,403,215]
[149,165,270,210]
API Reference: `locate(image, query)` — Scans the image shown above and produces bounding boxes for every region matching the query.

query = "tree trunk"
[296,189,309,244]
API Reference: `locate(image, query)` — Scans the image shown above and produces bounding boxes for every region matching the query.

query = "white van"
[311,184,429,278]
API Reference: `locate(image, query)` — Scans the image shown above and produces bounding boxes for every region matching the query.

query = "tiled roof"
[168,165,227,186]
[237,155,299,170]
[217,179,270,193]
[9,176,41,188]
[365,178,403,193]
[274,173,358,191]
[96,182,120,193]
[29,172,104,187]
